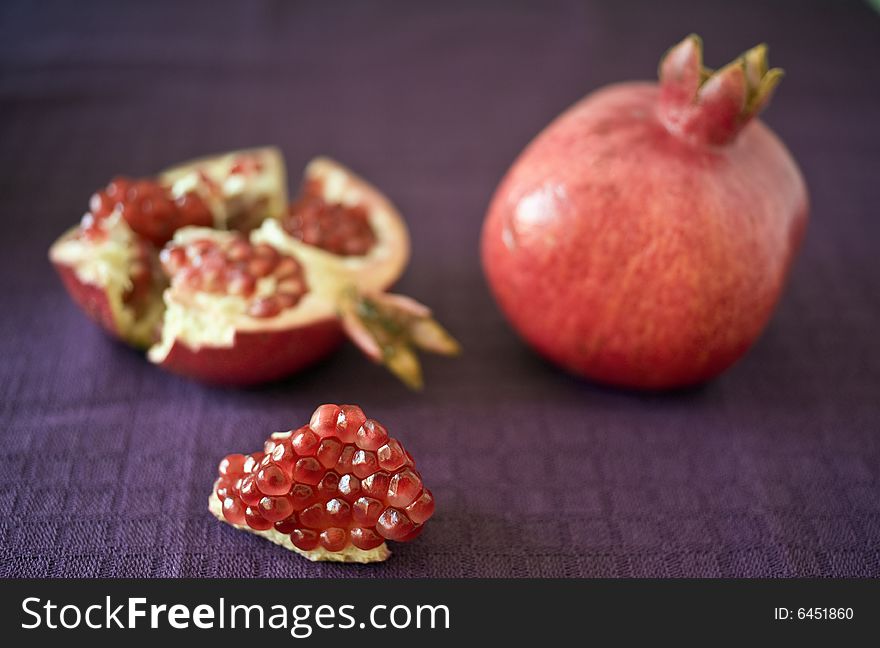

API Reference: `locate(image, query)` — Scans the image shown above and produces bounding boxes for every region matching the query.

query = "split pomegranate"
[209,404,434,563]
[51,149,459,387]
[482,36,808,389]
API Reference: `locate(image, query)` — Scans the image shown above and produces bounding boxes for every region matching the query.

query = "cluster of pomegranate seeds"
[82,176,213,247]
[214,404,434,554]
[282,180,377,256]
[160,235,307,318]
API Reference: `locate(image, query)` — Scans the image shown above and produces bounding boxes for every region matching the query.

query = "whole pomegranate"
[482,36,808,389]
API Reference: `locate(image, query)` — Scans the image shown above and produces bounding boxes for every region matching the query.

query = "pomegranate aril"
[337,474,361,502]
[351,449,378,478]
[377,439,406,472]
[274,257,300,279]
[222,497,246,525]
[398,525,424,543]
[214,478,231,500]
[239,474,263,507]
[290,528,319,551]
[361,471,390,499]
[244,506,273,531]
[356,419,389,451]
[335,445,356,474]
[289,484,316,511]
[352,496,383,526]
[317,472,340,498]
[258,495,294,522]
[350,527,385,550]
[247,257,275,278]
[387,469,423,508]
[270,439,297,472]
[310,404,340,437]
[299,503,327,529]
[274,516,299,535]
[293,457,323,485]
[242,452,264,474]
[248,296,281,318]
[263,439,278,455]
[316,438,343,468]
[336,405,366,443]
[377,507,415,540]
[256,464,291,496]
[291,427,319,456]
[404,489,435,524]
[320,528,348,552]
[325,498,352,528]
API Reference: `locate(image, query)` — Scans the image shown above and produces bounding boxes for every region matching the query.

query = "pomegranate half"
[482,36,808,389]
[50,149,459,387]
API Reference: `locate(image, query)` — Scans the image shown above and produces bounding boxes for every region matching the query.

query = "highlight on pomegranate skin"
[209,404,434,563]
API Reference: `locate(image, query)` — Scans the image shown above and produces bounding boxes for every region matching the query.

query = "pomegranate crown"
[657,34,784,146]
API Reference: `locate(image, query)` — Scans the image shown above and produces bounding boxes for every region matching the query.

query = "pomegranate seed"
[317,472,340,498]
[212,404,434,556]
[316,438,343,468]
[258,495,294,522]
[336,405,366,443]
[293,457,323,485]
[337,474,361,502]
[310,404,341,437]
[274,516,299,534]
[290,528,319,551]
[350,527,385,550]
[299,503,328,529]
[377,439,407,472]
[222,497,246,525]
[361,471,390,499]
[335,445,356,474]
[256,464,292,496]
[356,419,389,451]
[352,497,383,526]
[376,508,415,540]
[270,439,297,472]
[351,449,378,478]
[242,452,264,474]
[404,489,435,524]
[291,427,319,456]
[320,528,348,552]
[248,296,281,318]
[387,469,423,508]
[247,257,275,278]
[244,506,273,531]
[289,484,315,511]
[274,257,300,279]
[239,475,263,507]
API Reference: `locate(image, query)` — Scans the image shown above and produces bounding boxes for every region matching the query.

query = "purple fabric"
[1,0,878,578]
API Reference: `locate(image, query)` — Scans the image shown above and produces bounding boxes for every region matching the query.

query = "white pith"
[49,215,163,347]
[208,491,391,563]
[159,147,288,229]
[149,156,410,361]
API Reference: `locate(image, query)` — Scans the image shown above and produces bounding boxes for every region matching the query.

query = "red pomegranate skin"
[53,261,121,341]
[482,44,808,389]
[159,319,345,386]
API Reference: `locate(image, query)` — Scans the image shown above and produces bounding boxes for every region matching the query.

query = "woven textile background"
[1,0,878,577]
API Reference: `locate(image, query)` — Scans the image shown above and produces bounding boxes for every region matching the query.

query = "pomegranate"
[50,149,459,387]
[482,36,808,389]
[209,404,435,563]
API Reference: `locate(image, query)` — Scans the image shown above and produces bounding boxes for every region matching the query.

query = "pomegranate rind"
[159,147,288,232]
[153,315,345,386]
[49,226,164,349]
[208,491,390,563]
[258,157,410,294]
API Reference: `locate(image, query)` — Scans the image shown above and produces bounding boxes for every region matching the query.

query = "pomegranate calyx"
[658,34,784,146]
[338,289,461,390]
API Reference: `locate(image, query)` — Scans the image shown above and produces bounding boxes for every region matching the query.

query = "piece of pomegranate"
[482,36,808,389]
[209,404,435,563]
[151,157,459,388]
[49,147,286,349]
